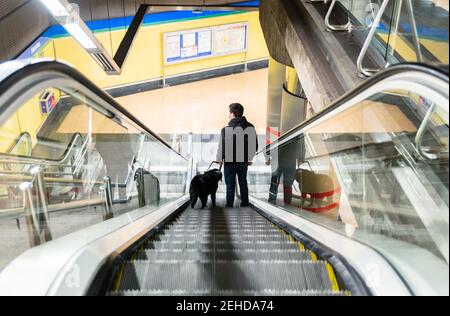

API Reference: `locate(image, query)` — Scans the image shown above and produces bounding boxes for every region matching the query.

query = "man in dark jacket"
[216,103,258,207]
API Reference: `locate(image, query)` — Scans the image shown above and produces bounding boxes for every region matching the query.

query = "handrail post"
[187,133,194,159]
[325,0,354,32]
[20,167,52,247]
[135,169,146,208]
[102,176,114,220]
[357,0,390,77]
[405,0,423,62]
[185,133,196,195]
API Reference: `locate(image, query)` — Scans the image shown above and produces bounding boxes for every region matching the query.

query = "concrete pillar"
[266,58,286,145]
[280,67,308,134]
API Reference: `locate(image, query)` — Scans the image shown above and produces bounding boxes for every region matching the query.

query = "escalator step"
[109,289,347,296]
[110,206,348,296]
[135,249,313,261]
[146,241,300,250]
[118,261,333,292]
[163,229,287,238]
[153,235,289,242]
[175,219,268,221]
[164,225,277,230]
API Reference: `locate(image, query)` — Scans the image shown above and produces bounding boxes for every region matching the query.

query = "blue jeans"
[224,163,249,207]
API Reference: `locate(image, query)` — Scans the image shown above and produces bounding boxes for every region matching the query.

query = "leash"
[207,161,223,172]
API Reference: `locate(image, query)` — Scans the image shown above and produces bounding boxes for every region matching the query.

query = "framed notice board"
[163,22,249,65]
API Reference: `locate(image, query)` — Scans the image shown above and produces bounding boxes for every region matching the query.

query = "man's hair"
[229,103,244,118]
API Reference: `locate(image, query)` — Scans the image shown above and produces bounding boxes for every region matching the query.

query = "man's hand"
[248,162,253,167]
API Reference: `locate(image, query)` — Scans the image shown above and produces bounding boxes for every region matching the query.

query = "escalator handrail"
[0,132,84,166]
[7,132,32,156]
[261,63,449,155]
[0,60,187,161]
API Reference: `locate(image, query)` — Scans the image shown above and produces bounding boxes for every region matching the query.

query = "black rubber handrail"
[7,132,32,154]
[0,61,187,161]
[0,132,83,163]
[262,62,449,154]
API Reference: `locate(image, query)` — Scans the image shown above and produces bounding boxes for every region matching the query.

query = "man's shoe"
[240,203,250,208]
[225,204,234,208]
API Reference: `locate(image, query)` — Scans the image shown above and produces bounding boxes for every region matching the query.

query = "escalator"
[0,60,448,296]
[108,206,352,296]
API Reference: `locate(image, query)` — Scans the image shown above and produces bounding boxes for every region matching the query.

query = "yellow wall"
[0,116,22,152]
[0,93,56,153]
[0,12,268,153]
[379,33,449,64]
[46,11,269,89]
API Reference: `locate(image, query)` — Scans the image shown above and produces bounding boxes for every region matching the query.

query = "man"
[267,139,301,205]
[216,103,258,207]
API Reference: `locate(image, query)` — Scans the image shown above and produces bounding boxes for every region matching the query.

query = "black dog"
[190,169,223,209]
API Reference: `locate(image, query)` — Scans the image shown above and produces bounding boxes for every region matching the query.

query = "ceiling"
[0,0,256,61]
[71,0,255,21]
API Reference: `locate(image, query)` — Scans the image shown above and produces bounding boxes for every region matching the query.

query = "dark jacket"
[217,116,258,164]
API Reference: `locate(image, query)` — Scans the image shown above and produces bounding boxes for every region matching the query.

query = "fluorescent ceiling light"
[40,0,70,16]
[64,23,97,50]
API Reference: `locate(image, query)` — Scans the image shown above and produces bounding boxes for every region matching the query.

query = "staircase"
[109,205,348,296]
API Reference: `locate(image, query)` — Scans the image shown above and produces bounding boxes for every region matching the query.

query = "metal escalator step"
[154,235,289,243]
[176,215,264,218]
[165,228,280,231]
[112,205,347,296]
[135,249,313,261]
[172,223,272,226]
[109,289,347,296]
[165,225,276,230]
[175,218,269,221]
[177,216,265,218]
[176,216,268,219]
[146,241,299,250]
[118,261,332,292]
[161,230,279,234]
[158,229,286,237]
[176,213,265,216]
[175,217,264,220]
[172,222,271,226]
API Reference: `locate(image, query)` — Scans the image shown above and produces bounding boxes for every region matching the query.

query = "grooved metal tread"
[119,260,334,292]
[135,249,314,261]
[110,289,348,296]
[110,206,343,296]
[146,241,302,250]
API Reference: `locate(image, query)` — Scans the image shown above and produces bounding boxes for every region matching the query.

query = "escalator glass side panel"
[0,61,190,273]
[335,0,449,64]
[249,78,449,293]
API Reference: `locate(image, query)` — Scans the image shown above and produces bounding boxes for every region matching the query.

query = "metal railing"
[309,0,427,77]
[0,133,85,164]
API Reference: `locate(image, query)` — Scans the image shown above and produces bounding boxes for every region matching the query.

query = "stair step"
[146,241,300,250]
[152,235,289,242]
[109,289,347,296]
[166,224,278,229]
[164,229,282,234]
[118,261,333,292]
[135,249,312,261]
[111,205,347,296]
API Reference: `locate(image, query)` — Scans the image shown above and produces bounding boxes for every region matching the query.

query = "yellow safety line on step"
[298,242,306,252]
[326,263,340,293]
[113,263,126,292]
[310,252,318,262]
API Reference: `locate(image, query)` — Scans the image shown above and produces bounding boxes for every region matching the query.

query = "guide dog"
[190,163,223,209]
